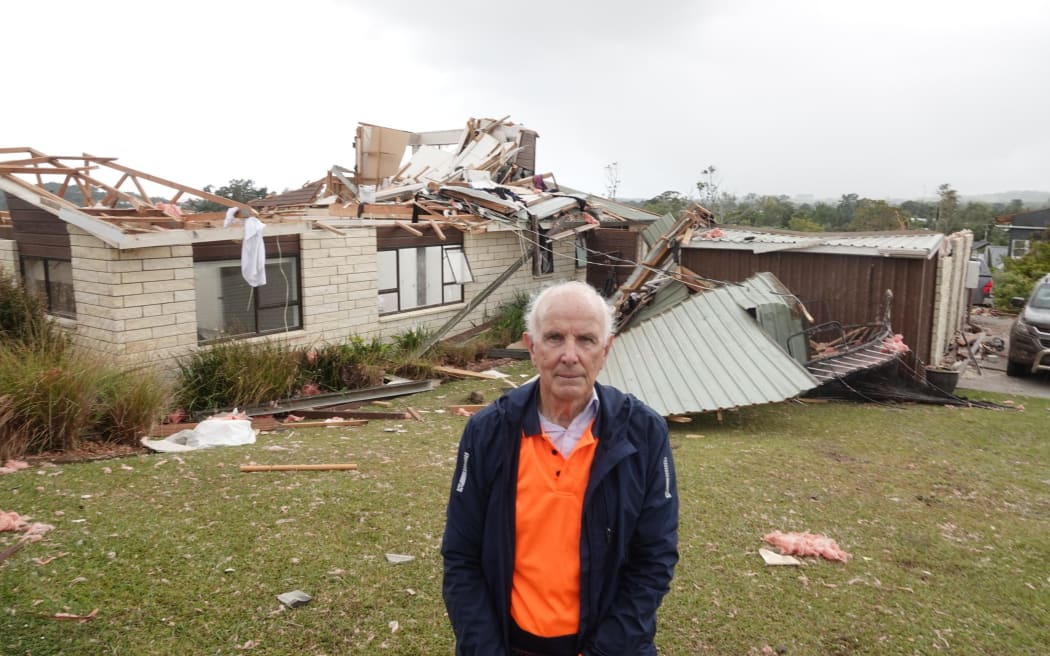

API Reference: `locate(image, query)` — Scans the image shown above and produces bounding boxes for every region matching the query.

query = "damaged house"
[0,118,656,370]
[599,211,975,415]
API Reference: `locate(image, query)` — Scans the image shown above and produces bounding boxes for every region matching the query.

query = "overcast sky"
[4,0,1048,203]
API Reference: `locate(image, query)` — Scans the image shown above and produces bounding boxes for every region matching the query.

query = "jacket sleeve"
[441,415,509,656]
[587,414,679,656]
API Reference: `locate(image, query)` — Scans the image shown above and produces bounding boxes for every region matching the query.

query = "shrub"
[488,292,529,344]
[297,337,390,392]
[391,326,432,355]
[0,270,69,354]
[993,241,1050,310]
[94,366,171,444]
[0,342,170,458]
[0,343,104,455]
[174,339,299,416]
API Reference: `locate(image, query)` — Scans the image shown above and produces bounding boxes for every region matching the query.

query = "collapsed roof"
[0,116,657,250]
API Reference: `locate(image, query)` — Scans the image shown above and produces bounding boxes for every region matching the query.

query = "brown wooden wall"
[586,228,639,296]
[6,194,71,259]
[680,248,939,367]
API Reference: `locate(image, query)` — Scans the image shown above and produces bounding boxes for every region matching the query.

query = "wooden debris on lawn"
[433,366,504,380]
[240,464,358,473]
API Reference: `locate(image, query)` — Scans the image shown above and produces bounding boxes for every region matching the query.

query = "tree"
[641,190,691,218]
[694,165,721,216]
[787,216,823,232]
[183,179,269,213]
[834,194,859,230]
[849,199,901,231]
[936,183,960,233]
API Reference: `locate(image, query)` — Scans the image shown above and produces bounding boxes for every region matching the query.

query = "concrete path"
[956,312,1050,400]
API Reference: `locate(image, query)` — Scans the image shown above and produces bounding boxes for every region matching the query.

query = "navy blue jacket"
[441,380,679,656]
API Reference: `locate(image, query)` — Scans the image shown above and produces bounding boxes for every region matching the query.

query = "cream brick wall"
[67,227,196,369]
[0,238,17,278]
[58,224,587,371]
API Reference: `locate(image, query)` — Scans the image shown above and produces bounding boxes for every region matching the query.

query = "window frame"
[192,237,303,343]
[19,255,76,319]
[1011,238,1030,259]
[377,244,472,316]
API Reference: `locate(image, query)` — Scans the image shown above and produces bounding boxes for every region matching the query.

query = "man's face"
[524,291,613,411]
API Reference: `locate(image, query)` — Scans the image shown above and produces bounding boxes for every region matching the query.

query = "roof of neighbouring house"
[683,225,945,259]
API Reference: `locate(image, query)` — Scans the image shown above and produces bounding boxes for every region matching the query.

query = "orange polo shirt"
[511,421,597,638]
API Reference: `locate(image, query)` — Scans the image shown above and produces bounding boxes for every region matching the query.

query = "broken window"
[533,231,555,276]
[378,245,472,315]
[20,256,75,319]
[193,256,301,342]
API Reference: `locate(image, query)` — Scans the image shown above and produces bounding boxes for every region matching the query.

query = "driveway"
[956,311,1050,400]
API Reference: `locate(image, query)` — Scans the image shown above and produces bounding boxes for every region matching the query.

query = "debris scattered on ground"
[763,530,850,562]
[0,460,29,474]
[142,412,257,452]
[276,590,312,609]
[759,548,802,566]
[467,390,485,404]
[0,510,54,542]
[45,608,98,622]
[239,463,358,473]
[385,553,415,564]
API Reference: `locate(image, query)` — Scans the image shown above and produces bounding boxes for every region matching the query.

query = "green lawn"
[2,366,1048,655]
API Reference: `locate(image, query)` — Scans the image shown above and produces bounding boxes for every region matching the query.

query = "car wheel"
[1006,360,1028,377]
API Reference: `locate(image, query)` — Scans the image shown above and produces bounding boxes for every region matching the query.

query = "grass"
[1,367,1048,655]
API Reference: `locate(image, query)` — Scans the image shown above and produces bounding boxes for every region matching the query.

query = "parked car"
[970,258,994,306]
[1006,273,1050,377]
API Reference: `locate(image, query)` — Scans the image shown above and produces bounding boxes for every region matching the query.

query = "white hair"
[524,281,614,339]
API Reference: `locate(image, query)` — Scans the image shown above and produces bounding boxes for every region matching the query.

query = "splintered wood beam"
[413,200,443,217]
[313,220,347,236]
[428,218,446,240]
[394,220,423,236]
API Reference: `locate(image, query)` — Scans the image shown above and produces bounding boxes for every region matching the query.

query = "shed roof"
[598,279,818,415]
[685,226,945,259]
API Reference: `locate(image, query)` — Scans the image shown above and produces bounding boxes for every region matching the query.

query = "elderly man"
[442,281,679,656]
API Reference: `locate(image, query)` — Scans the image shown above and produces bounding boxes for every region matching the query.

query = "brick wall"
[60,224,586,370]
[68,227,197,367]
[297,228,379,345]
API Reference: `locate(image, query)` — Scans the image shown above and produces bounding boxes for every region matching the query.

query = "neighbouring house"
[663,224,974,371]
[0,118,655,372]
[995,207,1050,259]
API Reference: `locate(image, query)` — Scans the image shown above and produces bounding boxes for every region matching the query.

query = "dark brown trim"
[6,194,72,259]
[192,234,300,261]
[376,225,463,249]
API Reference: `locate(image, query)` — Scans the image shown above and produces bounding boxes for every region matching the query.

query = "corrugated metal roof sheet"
[642,213,677,248]
[599,284,818,415]
[685,227,944,258]
[559,186,662,224]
